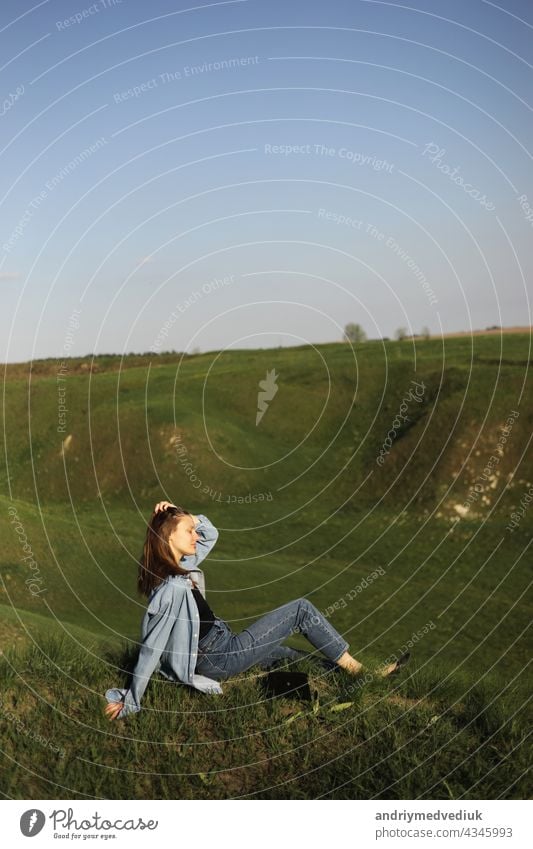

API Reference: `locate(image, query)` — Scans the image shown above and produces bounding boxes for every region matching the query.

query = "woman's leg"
[195,608,410,681]
[214,598,353,679]
[255,644,307,670]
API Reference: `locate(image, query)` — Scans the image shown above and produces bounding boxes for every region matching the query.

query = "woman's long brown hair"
[137,505,198,597]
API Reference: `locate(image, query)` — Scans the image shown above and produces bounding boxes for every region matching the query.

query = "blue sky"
[1,0,532,361]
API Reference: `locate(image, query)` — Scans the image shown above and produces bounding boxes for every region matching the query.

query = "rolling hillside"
[1,333,531,798]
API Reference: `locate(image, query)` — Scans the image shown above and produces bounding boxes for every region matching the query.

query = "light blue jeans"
[194,597,349,681]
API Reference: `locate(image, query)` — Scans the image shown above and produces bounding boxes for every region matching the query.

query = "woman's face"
[168,515,200,560]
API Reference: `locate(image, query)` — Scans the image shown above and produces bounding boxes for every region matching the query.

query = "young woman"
[104,501,409,720]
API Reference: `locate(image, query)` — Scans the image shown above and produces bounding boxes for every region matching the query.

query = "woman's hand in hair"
[153,500,177,514]
[104,701,125,721]
[153,501,200,526]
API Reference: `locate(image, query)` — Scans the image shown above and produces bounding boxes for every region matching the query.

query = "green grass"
[0,633,530,799]
[1,334,532,798]
[0,603,115,654]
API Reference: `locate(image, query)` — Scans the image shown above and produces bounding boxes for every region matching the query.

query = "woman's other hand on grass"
[104,701,124,721]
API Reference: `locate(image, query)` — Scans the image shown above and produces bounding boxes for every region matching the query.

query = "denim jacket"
[105,514,222,719]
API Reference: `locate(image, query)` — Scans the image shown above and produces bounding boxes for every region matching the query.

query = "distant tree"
[343,323,367,344]
[395,327,408,341]
[421,326,431,340]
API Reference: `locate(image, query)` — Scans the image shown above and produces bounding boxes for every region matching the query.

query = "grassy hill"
[0,334,531,798]
[0,633,529,799]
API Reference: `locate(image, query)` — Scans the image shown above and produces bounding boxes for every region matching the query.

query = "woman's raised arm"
[180,514,218,570]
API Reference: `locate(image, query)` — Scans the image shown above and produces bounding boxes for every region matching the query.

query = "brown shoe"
[380,651,411,678]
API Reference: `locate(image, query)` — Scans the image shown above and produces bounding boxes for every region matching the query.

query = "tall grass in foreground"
[0,634,530,800]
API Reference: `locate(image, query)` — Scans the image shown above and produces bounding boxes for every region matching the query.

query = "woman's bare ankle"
[336,651,364,675]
